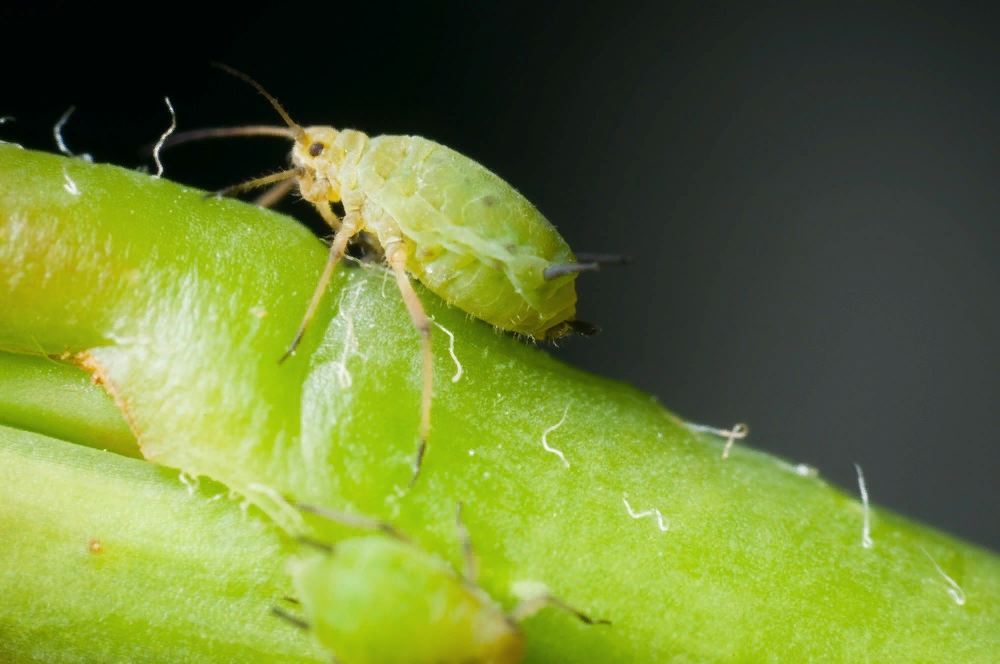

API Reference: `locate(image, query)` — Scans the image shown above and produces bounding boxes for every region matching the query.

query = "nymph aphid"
[273,503,608,663]
[166,65,625,482]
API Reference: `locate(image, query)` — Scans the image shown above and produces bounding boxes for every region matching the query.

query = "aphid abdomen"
[414,247,566,336]
[357,136,578,339]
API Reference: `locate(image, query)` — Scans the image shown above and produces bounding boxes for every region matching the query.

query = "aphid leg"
[205,167,303,200]
[254,176,298,208]
[280,211,362,363]
[295,503,410,542]
[296,536,335,553]
[271,606,310,630]
[276,601,349,664]
[311,190,348,232]
[386,243,433,486]
[508,594,611,627]
[455,503,479,584]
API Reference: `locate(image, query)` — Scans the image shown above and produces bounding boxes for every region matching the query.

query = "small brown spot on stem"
[88,539,104,554]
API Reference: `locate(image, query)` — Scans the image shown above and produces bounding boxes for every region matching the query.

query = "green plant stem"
[0,423,327,663]
[0,351,138,457]
[2,145,999,662]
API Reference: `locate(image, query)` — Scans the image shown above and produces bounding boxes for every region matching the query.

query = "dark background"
[5,2,998,551]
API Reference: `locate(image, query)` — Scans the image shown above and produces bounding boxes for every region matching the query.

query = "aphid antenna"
[157,125,297,153]
[211,63,306,142]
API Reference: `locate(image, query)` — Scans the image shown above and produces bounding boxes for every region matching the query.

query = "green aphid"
[165,65,625,482]
[274,505,607,664]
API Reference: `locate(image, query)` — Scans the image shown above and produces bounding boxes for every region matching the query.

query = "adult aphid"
[165,65,625,482]
[273,504,608,663]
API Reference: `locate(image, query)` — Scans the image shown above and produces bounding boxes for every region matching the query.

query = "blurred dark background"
[4,2,998,551]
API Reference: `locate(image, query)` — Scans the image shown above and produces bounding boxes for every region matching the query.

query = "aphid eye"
[308,142,325,157]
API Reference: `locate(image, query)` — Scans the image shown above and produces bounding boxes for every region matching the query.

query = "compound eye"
[308,142,325,157]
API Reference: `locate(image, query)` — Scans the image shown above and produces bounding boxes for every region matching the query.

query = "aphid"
[166,65,626,482]
[273,504,607,664]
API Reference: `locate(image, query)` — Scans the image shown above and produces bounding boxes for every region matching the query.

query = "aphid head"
[290,126,343,170]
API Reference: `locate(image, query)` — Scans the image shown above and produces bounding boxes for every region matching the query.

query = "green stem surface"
[0,423,327,662]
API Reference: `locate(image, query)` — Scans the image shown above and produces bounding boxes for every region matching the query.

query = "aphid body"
[295,127,580,339]
[291,535,524,664]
